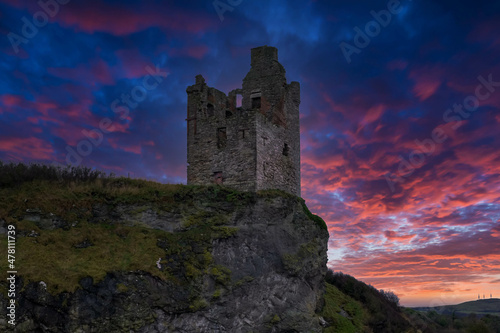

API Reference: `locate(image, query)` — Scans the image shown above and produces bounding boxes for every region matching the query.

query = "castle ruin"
[186,46,301,196]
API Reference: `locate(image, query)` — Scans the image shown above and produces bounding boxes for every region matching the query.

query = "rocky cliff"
[0,180,329,332]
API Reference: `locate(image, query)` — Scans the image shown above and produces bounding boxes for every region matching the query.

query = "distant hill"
[413,298,500,317]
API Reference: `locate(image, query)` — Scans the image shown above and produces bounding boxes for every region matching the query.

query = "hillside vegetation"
[323,271,500,333]
[0,162,329,332]
[322,270,417,333]
[0,162,316,295]
[0,165,245,295]
[1,162,498,332]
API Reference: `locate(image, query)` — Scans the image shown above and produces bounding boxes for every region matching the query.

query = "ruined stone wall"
[285,81,301,196]
[187,76,257,192]
[255,81,301,196]
[245,47,300,196]
[187,46,301,196]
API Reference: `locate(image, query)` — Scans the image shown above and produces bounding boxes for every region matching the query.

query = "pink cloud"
[48,59,115,86]
[359,104,385,127]
[168,45,210,59]
[107,137,142,154]
[384,230,416,242]
[56,3,216,36]
[1,94,23,107]
[1,94,59,117]
[106,121,130,134]
[0,137,54,160]
[115,49,153,79]
[409,68,443,101]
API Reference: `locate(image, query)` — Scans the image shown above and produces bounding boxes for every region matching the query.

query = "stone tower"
[186,46,301,196]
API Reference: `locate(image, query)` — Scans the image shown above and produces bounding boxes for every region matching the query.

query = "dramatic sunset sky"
[1,0,499,307]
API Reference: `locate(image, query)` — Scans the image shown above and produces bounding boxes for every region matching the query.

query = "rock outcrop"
[0,185,329,332]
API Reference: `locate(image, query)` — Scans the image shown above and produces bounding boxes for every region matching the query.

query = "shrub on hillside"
[380,289,400,307]
[325,270,411,333]
[0,161,111,187]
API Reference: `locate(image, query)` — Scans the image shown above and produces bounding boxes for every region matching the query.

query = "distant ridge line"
[412,298,500,318]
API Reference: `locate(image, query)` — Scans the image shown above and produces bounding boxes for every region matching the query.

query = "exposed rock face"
[0,190,329,332]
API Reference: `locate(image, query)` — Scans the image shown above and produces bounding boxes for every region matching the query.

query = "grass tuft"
[300,200,328,231]
[321,283,366,333]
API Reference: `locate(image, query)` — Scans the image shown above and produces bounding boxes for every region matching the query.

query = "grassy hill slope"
[323,272,500,333]
[322,270,420,333]
[0,162,329,332]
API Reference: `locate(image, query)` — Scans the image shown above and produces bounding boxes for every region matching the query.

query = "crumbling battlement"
[186,46,301,196]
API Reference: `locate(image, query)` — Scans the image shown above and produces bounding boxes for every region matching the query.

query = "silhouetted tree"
[380,289,400,307]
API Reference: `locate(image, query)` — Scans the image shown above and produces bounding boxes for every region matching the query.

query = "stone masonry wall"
[255,81,300,196]
[187,46,301,196]
[187,76,257,192]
